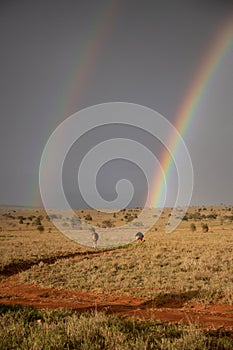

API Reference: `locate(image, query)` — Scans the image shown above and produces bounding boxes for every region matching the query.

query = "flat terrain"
[0,205,233,348]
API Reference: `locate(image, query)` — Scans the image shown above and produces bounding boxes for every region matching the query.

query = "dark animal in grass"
[92,232,99,248]
[135,232,145,242]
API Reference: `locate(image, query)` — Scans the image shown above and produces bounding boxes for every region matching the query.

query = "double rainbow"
[37,6,233,208]
[149,16,233,208]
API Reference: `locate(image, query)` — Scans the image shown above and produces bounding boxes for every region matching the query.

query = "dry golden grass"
[1,205,233,304]
[2,305,232,350]
[1,206,233,349]
[0,230,86,271]
[0,208,88,273]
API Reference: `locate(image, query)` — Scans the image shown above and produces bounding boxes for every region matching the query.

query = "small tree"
[37,225,44,233]
[190,223,196,232]
[201,223,209,233]
[34,217,42,226]
[85,214,92,221]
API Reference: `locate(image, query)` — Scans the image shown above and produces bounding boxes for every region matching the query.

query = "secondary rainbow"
[34,0,119,206]
[58,0,118,120]
[149,16,233,208]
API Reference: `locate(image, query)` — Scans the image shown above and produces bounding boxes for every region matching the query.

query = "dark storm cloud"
[0,0,232,207]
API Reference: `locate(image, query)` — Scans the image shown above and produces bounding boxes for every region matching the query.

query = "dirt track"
[0,274,233,332]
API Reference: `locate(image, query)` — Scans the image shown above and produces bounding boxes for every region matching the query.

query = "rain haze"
[0,0,233,209]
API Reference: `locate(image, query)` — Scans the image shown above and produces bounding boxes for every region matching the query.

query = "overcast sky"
[0,0,233,208]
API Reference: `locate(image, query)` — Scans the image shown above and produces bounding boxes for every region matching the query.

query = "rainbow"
[59,0,118,119]
[149,16,233,208]
[35,0,119,206]
[36,5,233,208]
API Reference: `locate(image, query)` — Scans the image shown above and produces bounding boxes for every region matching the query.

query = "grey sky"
[0,0,233,208]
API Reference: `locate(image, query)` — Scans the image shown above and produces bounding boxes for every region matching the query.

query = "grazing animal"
[135,231,144,242]
[92,232,99,248]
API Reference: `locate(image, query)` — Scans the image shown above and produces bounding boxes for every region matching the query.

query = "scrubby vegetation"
[1,205,233,348]
[21,230,233,305]
[0,305,232,350]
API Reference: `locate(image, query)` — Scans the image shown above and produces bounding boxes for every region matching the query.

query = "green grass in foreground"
[0,304,232,350]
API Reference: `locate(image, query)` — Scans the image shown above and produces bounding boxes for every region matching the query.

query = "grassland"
[0,205,233,348]
[0,304,233,350]
[3,205,230,305]
[0,207,89,275]
[20,230,233,305]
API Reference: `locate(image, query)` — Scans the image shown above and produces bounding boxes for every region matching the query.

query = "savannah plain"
[0,205,233,349]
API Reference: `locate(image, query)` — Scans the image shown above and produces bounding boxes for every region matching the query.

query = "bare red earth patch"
[0,275,232,332]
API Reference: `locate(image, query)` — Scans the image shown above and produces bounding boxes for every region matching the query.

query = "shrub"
[206,213,217,219]
[18,215,25,220]
[102,220,113,228]
[201,223,209,233]
[189,212,201,220]
[190,223,196,232]
[34,217,42,226]
[37,225,44,233]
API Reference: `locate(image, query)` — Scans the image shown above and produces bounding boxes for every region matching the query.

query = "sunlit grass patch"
[20,231,233,304]
[0,304,232,350]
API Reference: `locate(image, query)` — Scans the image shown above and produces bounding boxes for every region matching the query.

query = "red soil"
[0,275,232,332]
